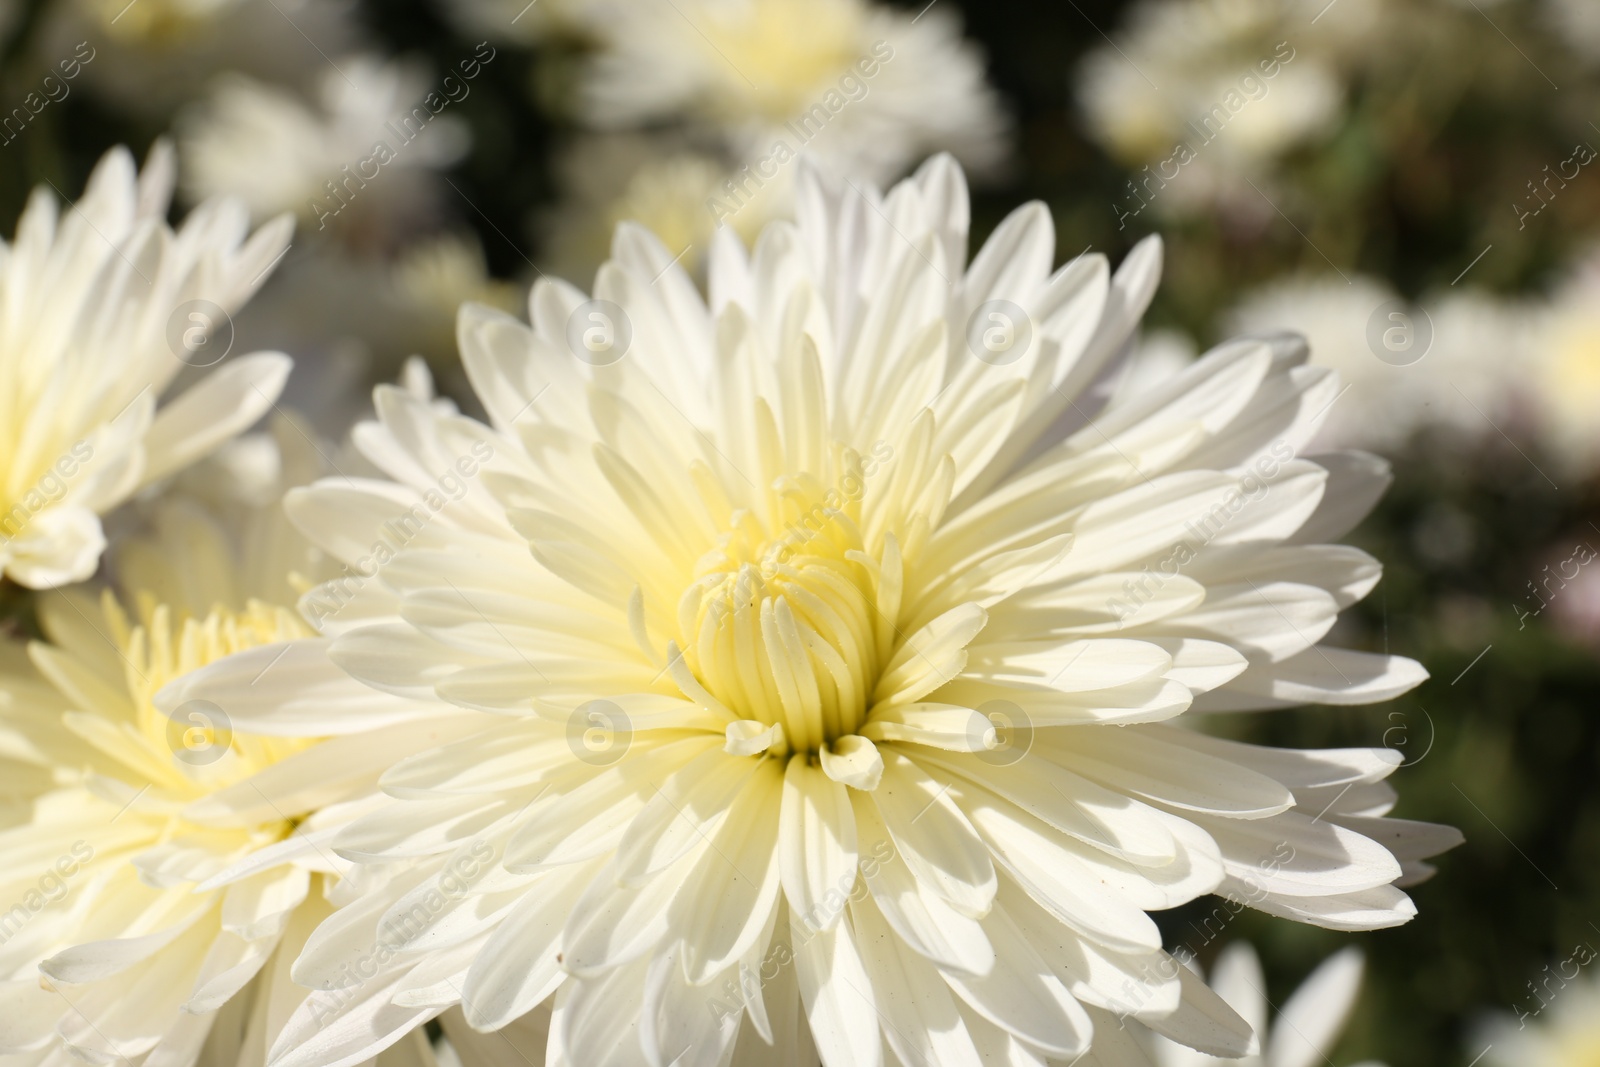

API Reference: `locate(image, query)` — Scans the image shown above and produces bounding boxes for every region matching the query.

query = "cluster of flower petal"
[0,144,292,589]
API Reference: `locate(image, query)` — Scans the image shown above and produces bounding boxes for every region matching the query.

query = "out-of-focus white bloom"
[1545,0,1600,64]
[40,0,359,113]
[178,55,470,238]
[1106,329,1200,411]
[580,0,1008,185]
[231,236,514,438]
[543,135,783,284]
[0,143,292,589]
[1526,250,1600,474]
[1478,966,1600,1067]
[1142,943,1384,1067]
[170,155,1458,1067]
[1078,0,1375,218]
[1227,275,1513,453]
[1549,557,1600,647]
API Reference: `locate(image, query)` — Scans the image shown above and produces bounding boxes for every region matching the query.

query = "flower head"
[177,56,469,238]
[40,0,357,114]
[1226,274,1513,453]
[1076,0,1374,217]
[1526,248,1600,475]
[1478,964,1600,1067]
[579,0,1008,184]
[0,143,292,589]
[172,155,1459,1067]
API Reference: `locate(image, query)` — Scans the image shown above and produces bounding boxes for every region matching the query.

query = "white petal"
[781,755,859,933]
[792,912,882,1067]
[143,352,292,485]
[1268,947,1365,1067]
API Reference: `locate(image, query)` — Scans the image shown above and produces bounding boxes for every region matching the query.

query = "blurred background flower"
[1148,942,1384,1067]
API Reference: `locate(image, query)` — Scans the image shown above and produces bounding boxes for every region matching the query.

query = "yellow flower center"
[1547,319,1600,418]
[676,473,890,754]
[89,0,223,42]
[94,592,316,798]
[1551,1017,1600,1067]
[698,0,865,121]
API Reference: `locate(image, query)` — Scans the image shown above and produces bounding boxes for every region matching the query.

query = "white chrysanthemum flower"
[1227,275,1513,453]
[38,0,358,114]
[543,135,783,285]
[1526,249,1600,474]
[1476,960,1600,1067]
[1077,0,1374,218]
[1545,0,1600,64]
[0,143,293,590]
[579,0,1008,185]
[0,416,494,1067]
[177,55,470,234]
[231,239,515,440]
[168,156,1458,1067]
[1145,943,1384,1067]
